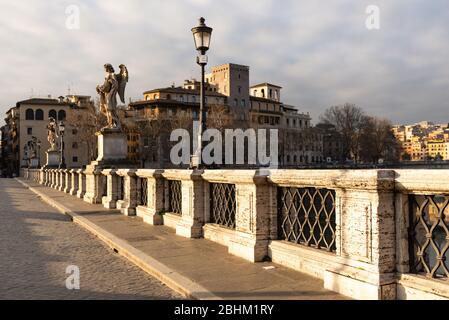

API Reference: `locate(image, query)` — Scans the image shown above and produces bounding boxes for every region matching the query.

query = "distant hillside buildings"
[393,121,449,161]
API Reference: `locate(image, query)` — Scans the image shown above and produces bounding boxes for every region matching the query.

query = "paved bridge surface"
[1,178,347,300]
[0,178,181,299]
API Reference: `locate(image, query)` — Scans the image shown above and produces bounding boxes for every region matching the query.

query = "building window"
[241,99,246,107]
[234,99,238,107]
[166,94,172,100]
[72,156,78,163]
[27,127,32,135]
[287,119,290,126]
[25,109,34,120]
[72,142,78,149]
[72,129,77,135]
[58,110,66,121]
[238,86,242,94]
[261,89,265,98]
[35,109,44,120]
[49,109,57,120]
[269,89,273,99]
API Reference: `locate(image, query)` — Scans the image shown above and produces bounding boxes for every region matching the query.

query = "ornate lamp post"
[190,17,213,169]
[36,139,41,168]
[58,121,66,169]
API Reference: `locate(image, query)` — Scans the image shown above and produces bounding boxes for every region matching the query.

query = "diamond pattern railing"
[168,180,182,215]
[278,187,336,252]
[210,183,236,229]
[409,194,449,279]
[139,178,148,206]
[118,176,125,200]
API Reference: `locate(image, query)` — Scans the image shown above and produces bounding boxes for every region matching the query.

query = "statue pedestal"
[84,128,136,204]
[29,158,39,168]
[96,128,128,162]
[44,150,60,168]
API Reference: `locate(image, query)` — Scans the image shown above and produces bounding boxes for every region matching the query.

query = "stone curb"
[15,178,221,300]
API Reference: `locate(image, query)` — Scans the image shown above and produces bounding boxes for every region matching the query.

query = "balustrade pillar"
[101,169,119,209]
[76,169,86,199]
[64,170,72,193]
[83,166,105,204]
[115,169,137,216]
[69,169,79,195]
[135,170,164,225]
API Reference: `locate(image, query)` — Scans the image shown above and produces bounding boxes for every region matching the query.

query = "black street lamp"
[58,121,66,169]
[36,139,41,168]
[190,17,212,169]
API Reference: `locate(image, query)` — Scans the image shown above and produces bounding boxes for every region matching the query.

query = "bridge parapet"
[21,167,449,300]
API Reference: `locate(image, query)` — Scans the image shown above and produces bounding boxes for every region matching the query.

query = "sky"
[0,0,448,125]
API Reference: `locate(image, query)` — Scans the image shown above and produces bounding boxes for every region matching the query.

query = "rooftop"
[143,86,227,98]
[250,82,282,89]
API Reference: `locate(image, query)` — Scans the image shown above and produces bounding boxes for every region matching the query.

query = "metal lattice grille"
[409,194,449,279]
[102,176,107,197]
[278,187,336,252]
[140,178,148,206]
[168,180,182,215]
[210,183,236,229]
[119,177,125,200]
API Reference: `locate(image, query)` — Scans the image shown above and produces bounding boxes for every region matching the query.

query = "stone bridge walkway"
[0,178,181,299]
[10,178,347,300]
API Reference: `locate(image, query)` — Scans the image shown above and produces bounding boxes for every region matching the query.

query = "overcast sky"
[0,0,448,124]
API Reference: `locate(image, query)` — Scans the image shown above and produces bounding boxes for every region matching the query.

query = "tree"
[359,117,399,163]
[320,104,399,164]
[319,103,365,162]
[66,98,105,162]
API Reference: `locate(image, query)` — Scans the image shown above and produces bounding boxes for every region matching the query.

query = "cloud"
[0,0,448,125]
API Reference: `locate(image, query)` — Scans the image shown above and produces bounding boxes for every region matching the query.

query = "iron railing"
[210,183,236,229]
[278,187,336,252]
[139,178,148,206]
[119,176,125,200]
[102,176,107,198]
[409,194,449,279]
[167,180,182,215]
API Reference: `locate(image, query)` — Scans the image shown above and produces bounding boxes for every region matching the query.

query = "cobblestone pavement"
[0,178,182,300]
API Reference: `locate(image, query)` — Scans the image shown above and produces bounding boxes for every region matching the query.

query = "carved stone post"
[162,170,204,239]
[76,169,86,199]
[64,170,72,193]
[69,169,79,195]
[58,170,66,192]
[83,166,105,204]
[136,169,165,225]
[101,169,119,209]
[116,169,137,216]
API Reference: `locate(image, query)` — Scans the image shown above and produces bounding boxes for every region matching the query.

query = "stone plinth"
[45,150,60,168]
[29,158,39,168]
[96,128,127,163]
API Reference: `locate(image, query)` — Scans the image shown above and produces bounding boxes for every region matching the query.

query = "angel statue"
[96,63,128,129]
[46,117,57,151]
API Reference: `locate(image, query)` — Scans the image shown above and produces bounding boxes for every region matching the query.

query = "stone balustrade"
[20,167,449,300]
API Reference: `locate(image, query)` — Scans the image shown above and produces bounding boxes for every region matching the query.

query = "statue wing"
[116,65,128,104]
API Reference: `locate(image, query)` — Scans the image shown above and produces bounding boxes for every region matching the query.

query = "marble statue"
[46,117,57,151]
[96,63,128,129]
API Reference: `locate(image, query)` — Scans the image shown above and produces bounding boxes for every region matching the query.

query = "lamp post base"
[189,155,200,169]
